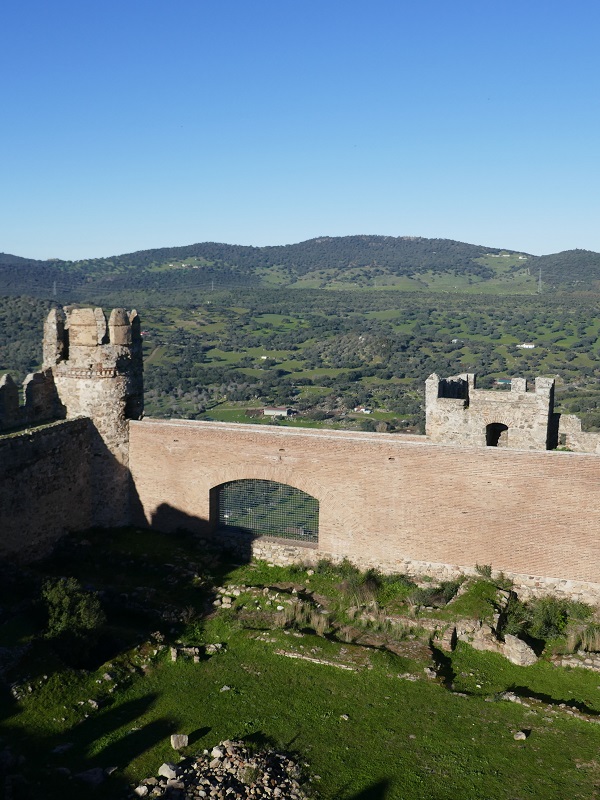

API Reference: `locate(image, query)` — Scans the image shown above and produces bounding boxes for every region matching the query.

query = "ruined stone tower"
[43,306,143,525]
[425,372,557,450]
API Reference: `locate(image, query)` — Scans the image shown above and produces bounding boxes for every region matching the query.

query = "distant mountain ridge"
[1,237,600,298]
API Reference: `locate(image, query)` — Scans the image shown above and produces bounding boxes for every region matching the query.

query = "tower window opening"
[486,423,509,447]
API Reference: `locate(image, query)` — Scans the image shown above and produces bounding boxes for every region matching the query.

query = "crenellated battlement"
[1,305,143,438]
[43,306,143,423]
[425,372,558,450]
[0,369,63,432]
[44,306,141,365]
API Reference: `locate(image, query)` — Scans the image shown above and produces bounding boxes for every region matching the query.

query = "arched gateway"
[211,479,319,542]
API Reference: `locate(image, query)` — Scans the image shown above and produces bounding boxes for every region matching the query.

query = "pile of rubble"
[133,740,309,799]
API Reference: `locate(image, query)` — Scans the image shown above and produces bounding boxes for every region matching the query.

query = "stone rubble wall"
[0,370,63,432]
[0,419,93,560]
[557,414,600,453]
[221,537,600,604]
[552,652,600,672]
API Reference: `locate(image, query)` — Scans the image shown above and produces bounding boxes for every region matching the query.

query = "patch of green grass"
[435,580,501,623]
[199,407,259,423]
[6,535,600,800]
[9,626,600,800]
[206,348,244,364]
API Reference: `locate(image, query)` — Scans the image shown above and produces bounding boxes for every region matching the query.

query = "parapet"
[43,305,144,426]
[0,370,63,433]
[43,306,142,371]
[426,372,557,450]
[557,414,600,453]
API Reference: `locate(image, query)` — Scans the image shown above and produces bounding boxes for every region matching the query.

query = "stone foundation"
[217,536,600,604]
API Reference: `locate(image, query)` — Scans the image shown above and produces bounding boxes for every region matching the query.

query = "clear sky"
[2,0,600,260]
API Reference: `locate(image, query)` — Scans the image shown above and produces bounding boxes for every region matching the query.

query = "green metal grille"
[216,479,319,542]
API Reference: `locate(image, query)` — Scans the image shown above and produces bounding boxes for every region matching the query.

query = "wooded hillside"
[4,236,599,298]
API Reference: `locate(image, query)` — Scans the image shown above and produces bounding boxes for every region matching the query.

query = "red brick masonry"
[129,419,600,587]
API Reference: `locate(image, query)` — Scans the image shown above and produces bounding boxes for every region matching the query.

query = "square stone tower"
[425,373,556,450]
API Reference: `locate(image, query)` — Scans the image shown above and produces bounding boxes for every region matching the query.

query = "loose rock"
[132,740,309,799]
[75,767,105,786]
[158,762,179,780]
[171,734,189,750]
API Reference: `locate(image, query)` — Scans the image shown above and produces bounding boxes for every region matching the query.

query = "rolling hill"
[1,237,599,299]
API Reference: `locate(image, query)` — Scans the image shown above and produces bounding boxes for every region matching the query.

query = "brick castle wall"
[129,419,600,599]
[3,306,600,600]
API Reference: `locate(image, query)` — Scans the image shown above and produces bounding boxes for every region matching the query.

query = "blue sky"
[2,0,599,260]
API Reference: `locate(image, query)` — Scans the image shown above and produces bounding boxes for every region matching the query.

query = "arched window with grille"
[211,479,319,543]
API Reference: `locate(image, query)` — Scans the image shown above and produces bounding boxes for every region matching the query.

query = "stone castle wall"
[0,305,143,560]
[0,370,63,432]
[0,419,93,560]
[425,373,557,450]
[558,414,600,453]
[42,306,143,526]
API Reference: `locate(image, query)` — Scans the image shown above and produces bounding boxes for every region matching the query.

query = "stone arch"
[210,478,320,543]
[486,422,509,447]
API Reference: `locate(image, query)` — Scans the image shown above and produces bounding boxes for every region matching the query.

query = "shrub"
[410,580,462,608]
[502,595,593,646]
[42,577,105,643]
[337,558,362,580]
[376,574,417,607]
[315,557,361,581]
[474,563,513,590]
[526,597,570,640]
[501,596,529,637]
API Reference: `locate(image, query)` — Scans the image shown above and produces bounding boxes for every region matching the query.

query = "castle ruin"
[425,372,557,450]
[2,307,600,602]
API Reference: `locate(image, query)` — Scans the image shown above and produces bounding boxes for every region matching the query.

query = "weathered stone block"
[170,734,188,750]
[503,634,537,666]
[68,308,100,346]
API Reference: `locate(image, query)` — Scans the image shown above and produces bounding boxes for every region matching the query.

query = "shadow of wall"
[143,502,256,566]
[0,419,93,561]
[1,419,142,562]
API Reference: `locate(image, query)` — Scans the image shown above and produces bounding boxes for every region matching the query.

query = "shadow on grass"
[429,644,457,690]
[2,692,172,800]
[3,501,258,797]
[507,684,600,717]
[347,778,392,799]
[241,730,280,751]
[188,726,212,745]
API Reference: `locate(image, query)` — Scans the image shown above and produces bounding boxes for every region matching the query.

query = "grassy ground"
[3,530,600,800]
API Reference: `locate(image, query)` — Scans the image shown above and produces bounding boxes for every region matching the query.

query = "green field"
[127,288,600,434]
[4,528,600,800]
[6,282,600,436]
